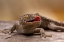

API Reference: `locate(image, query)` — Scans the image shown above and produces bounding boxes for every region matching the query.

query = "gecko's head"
[19,13,41,27]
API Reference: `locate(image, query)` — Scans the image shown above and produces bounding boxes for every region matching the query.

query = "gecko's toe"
[2,29,10,34]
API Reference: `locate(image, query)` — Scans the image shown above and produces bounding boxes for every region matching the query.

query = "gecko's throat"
[27,16,41,22]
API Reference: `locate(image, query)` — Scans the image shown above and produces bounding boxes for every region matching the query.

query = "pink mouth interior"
[34,16,41,21]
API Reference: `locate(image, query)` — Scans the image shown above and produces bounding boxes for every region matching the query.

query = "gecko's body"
[3,13,52,38]
[3,13,64,38]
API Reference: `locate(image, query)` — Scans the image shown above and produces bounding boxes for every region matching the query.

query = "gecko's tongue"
[34,16,41,21]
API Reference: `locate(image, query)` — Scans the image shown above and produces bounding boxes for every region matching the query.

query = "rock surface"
[0,21,64,42]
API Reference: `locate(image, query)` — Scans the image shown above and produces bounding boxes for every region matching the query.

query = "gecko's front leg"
[2,24,16,39]
[2,24,16,34]
[34,28,52,38]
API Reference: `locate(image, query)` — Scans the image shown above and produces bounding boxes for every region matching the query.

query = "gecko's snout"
[27,16,41,22]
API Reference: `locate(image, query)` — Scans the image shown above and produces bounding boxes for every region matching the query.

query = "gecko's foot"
[5,36,11,39]
[2,29,10,34]
[44,34,52,38]
[40,34,52,38]
[5,34,12,39]
[56,29,64,32]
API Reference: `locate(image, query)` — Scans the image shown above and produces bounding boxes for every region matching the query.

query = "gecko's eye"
[35,13,39,16]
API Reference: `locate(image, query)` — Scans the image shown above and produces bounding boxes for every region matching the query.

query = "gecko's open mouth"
[27,16,41,22]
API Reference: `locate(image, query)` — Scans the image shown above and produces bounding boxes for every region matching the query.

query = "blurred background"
[0,0,64,21]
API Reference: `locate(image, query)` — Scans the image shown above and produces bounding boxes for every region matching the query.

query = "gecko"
[2,13,52,39]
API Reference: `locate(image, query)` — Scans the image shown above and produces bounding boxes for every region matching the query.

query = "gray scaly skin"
[39,14,64,31]
[2,13,52,39]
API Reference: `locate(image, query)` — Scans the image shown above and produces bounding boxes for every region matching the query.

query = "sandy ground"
[0,21,64,42]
